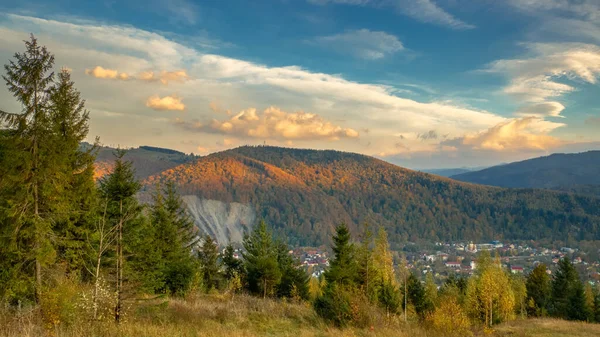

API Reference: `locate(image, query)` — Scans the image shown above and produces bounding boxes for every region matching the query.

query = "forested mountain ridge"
[92,144,196,180]
[140,146,600,247]
[451,151,600,196]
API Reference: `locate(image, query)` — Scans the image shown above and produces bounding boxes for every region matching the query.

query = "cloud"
[85,66,129,80]
[442,117,565,151]
[516,101,565,118]
[485,43,600,102]
[87,66,189,84]
[311,29,404,59]
[395,0,475,30]
[175,106,360,141]
[418,130,438,140]
[146,94,185,111]
[309,0,474,30]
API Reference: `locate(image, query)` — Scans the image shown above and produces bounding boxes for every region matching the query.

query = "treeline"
[312,223,600,334]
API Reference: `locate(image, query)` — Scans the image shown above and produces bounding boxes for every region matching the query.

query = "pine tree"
[198,235,221,293]
[407,273,431,319]
[275,241,309,300]
[98,150,142,323]
[567,279,591,321]
[47,68,97,273]
[0,34,55,303]
[242,220,281,298]
[223,243,242,281]
[324,223,358,287]
[550,257,578,319]
[356,223,374,299]
[526,264,551,316]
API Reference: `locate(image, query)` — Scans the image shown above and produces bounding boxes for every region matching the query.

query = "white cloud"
[146,94,186,111]
[309,0,475,30]
[516,101,565,118]
[311,29,404,60]
[442,117,565,151]
[176,106,360,141]
[485,43,600,102]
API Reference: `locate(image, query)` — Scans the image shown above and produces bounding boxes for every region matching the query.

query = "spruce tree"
[567,279,591,321]
[198,235,221,292]
[223,243,242,281]
[407,273,432,319]
[0,34,55,302]
[550,257,578,319]
[275,241,309,300]
[526,264,551,316]
[47,68,97,273]
[242,220,281,298]
[324,223,358,287]
[98,150,142,323]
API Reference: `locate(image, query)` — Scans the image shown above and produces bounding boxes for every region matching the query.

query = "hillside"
[93,144,196,180]
[142,146,600,247]
[451,151,600,196]
[421,168,472,177]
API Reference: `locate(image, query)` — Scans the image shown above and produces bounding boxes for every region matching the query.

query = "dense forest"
[145,146,600,247]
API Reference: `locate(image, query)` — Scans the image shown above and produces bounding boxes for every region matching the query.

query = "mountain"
[93,144,196,180]
[138,146,600,247]
[421,168,472,177]
[451,151,600,196]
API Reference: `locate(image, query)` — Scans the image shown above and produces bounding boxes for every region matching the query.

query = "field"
[1,294,597,337]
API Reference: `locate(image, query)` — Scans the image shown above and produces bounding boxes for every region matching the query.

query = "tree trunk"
[115,199,123,324]
[93,235,103,320]
[33,85,42,304]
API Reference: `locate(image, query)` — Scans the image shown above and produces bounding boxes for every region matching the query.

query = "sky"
[1,0,599,169]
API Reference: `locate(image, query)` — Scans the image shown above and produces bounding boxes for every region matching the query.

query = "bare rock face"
[182,195,255,244]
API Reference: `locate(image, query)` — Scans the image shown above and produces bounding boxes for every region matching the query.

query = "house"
[510,266,524,274]
[445,261,461,269]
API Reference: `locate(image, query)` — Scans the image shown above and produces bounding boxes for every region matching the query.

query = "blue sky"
[1,0,599,169]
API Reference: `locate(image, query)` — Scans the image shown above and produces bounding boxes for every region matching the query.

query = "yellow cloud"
[86,66,188,84]
[85,66,127,79]
[448,117,564,151]
[146,94,185,111]
[177,106,359,141]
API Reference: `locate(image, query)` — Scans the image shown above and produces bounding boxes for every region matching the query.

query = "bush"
[314,284,353,327]
[429,296,472,336]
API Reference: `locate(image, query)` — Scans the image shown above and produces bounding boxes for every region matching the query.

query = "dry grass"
[1,295,597,337]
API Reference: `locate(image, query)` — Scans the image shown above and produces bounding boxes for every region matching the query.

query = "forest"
[1,36,600,337]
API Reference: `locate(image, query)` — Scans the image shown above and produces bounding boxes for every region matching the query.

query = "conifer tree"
[243,220,281,298]
[567,279,591,321]
[275,241,309,300]
[47,68,97,272]
[550,257,578,319]
[98,150,142,323]
[198,235,221,292]
[526,264,551,316]
[324,223,358,287]
[356,223,374,299]
[223,243,242,281]
[407,273,431,319]
[0,34,55,302]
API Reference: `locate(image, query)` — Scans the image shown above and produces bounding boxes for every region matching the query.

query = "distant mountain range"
[451,151,600,197]
[421,168,477,177]
[92,146,600,247]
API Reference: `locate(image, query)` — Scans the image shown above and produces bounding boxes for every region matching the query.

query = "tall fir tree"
[47,68,97,273]
[550,257,579,319]
[222,243,242,281]
[526,264,551,316]
[198,235,221,293]
[275,241,309,300]
[242,220,281,298]
[0,34,56,303]
[324,223,358,287]
[98,150,142,323]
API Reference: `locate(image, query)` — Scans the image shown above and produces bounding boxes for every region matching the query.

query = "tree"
[324,223,358,287]
[356,223,374,300]
[242,220,281,298]
[46,68,97,273]
[275,241,309,300]
[0,34,55,303]
[526,264,551,316]
[424,272,438,308]
[511,274,527,319]
[567,279,591,321]
[550,257,579,318]
[198,235,221,292]
[407,273,432,319]
[222,243,242,281]
[98,150,142,323]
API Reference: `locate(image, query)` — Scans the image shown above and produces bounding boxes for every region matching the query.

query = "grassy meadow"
[1,294,597,337]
